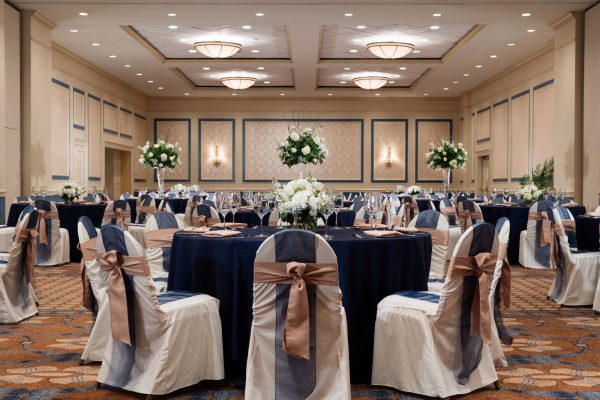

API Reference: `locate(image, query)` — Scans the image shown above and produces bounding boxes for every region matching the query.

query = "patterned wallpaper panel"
[103,101,118,135]
[415,119,452,183]
[476,108,491,143]
[73,89,85,130]
[88,95,102,180]
[371,119,408,182]
[243,119,363,182]
[199,119,235,182]
[154,119,191,182]
[119,108,133,138]
[50,79,70,179]
[510,93,530,180]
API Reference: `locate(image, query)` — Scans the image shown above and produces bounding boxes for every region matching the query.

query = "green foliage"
[520,159,554,191]
[277,128,328,168]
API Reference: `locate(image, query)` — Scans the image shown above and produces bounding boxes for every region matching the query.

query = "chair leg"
[78,359,84,366]
[95,382,101,389]
[494,380,501,390]
[146,395,153,400]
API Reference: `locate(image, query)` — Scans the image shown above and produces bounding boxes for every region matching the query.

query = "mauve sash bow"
[104,208,130,227]
[458,210,482,229]
[440,206,457,216]
[145,228,179,248]
[416,227,448,246]
[528,211,562,247]
[192,215,219,227]
[15,227,38,284]
[254,260,338,360]
[97,250,149,346]
[36,210,59,245]
[138,205,156,216]
[402,202,418,227]
[78,238,97,313]
[449,252,499,344]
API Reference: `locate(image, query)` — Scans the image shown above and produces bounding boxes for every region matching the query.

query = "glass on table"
[332,191,344,230]
[216,191,231,229]
[321,197,334,240]
[253,192,271,237]
[365,192,381,230]
[229,192,241,226]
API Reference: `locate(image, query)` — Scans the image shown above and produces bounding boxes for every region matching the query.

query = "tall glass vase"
[156,167,166,197]
[442,168,452,196]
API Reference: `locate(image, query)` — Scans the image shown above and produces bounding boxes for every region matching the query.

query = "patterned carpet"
[0,264,599,399]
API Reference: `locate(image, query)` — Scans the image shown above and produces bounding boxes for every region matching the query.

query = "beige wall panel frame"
[371,119,408,183]
[415,119,452,183]
[532,80,555,167]
[88,94,102,181]
[50,78,70,179]
[491,99,509,182]
[199,119,235,182]
[154,118,191,182]
[510,91,531,181]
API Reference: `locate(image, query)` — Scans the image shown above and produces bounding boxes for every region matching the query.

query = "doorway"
[476,154,490,195]
[104,147,133,199]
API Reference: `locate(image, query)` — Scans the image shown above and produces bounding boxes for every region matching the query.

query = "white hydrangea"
[290,131,300,141]
[301,146,311,155]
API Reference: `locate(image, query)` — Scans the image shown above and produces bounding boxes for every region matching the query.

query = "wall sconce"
[384,146,395,167]
[212,145,221,166]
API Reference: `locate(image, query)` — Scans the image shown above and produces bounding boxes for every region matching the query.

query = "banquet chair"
[90,225,223,396]
[388,194,401,211]
[396,196,419,228]
[147,191,158,198]
[144,212,184,293]
[245,230,351,399]
[165,190,177,198]
[203,199,217,209]
[268,207,280,226]
[157,198,173,213]
[457,199,484,233]
[0,204,39,253]
[77,216,106,316]
[454,193,468,205]
[96,192,110,202]
[102,200,131,228]
[508,194,519,204]
[547,208,600,311]
[191,204,220,227]
[440,198,462,261]
[371,222,503,398]
[416,193,428,199]
[477,195,488,202]
[135,196,156,225]
[595,205,600,213]
[119,192,132,200]
[556,205,577,248]
[14,196,31,203]
[34,200,70,266]
[518,200,557,269]
[82,194,97,203]
[558,197,574,205]
[0,209,39,323]
[493,194,505,205]
[408,210,449,280]
[350,196,364,212]
[182,195,203,227]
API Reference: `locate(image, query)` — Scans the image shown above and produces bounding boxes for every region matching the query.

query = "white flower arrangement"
[394,185,405,194]
[58,181,84,203]
[406,185,422,196]
[173,183,186,197]
[273,175,332,228]
[425,140,468,169]
[518,183,543,206]
[276,127,328,168]
[138,139,181,170]
[189,184,199,193]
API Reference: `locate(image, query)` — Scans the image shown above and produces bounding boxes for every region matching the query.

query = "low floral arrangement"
[394,185,405,194]
[173,184,186,197]
[189,184,199,193]
[58,181,84,204]
[518,183,543,206]
[425,140,468,169]
[277,127,328,168]
[138,139,182,169]
[273,175,333,229]
[406,185,422,196]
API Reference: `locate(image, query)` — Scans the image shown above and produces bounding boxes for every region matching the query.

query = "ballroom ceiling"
[11,0,596,98]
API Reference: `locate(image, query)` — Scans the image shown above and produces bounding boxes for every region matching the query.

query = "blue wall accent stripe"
[134,113,146,120]
[52,175,70,180]
[493,178,509,182]
[73,87,85,95]
[51,78,69,89]
[103,100,117,109]
[88,94,101,102]
[493,98,509,107]
[476,137,491,144]
[134,178,147,182]
[154,118,192,182]
[477,106,491,114]
[370,119,409,183]
[88,176,101,181]
[120,107,133,115]
[73,124,85,130]
[533,79,554,91]
[103,128,118,135]
[198,118,236,182]
[511,90,530,100]
[120,133,132,139]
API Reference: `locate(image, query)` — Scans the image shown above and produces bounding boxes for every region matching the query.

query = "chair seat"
[379,291,440,316]
[550,250,600,307]
[156,290,200,305]
[35,228,70,266]
[0,227,15,253]
[427,278,446,293]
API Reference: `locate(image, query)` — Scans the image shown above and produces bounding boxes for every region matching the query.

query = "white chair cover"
[182,195,203,227]
[157,199,173,213]
[144,212,184,293]
[0,209,38,323]
[388,194,401,210]
[34,200,70,266]
[77,216,106,313]
[147,191,158,198]
[457,199,484,233]
[595,205,600,213]
[395,197,419,228]
[245,230,351,399]
[440,198,462,260]
[1,204,38,252]
[548,208,600,310]
[91,225,223,396]
[268,208,280,226]
[518,200,557,269]
[408,210,449,279]
[135,195,156,225]
[353,206,366,223]
[372,222,503,398]
[191,204,220,226]
[555,205,577,248]
[101,200,132,227]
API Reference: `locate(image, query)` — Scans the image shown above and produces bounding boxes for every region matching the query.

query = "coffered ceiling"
[11,0,596,99]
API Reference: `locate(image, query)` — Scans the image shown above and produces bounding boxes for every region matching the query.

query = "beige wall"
[147,97,459,191]
[459,48,555,194]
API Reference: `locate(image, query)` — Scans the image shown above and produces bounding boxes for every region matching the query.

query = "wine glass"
[216,191,231,229]
[321,195,334,240]
[332,191,344,230]
[229,192,241,226]
[365,192,381,230]
[243,190,254,207]
[253,193,271,237]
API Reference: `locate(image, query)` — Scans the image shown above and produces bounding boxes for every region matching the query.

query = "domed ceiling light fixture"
[366,42,415,59]
[220,76,257,89]
[352,76,389,90]
[193,41,241,58]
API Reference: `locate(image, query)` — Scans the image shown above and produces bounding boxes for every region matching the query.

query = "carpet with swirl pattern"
[1,264,599,399]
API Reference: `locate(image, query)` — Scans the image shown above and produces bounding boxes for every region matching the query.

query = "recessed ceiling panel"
[320,24,475,59]
[318,66,428,88]
[177,65,294,88]
[131,24,290,59]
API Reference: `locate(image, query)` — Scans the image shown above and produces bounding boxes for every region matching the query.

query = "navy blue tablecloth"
[576,215,600,251]
[126,197,189,222]
[7,202,106,262]
[566,205,587,218]
[168,227,432,382]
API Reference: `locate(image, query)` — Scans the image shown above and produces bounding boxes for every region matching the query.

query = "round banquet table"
[480,204,586,264]
[221,209,356,228]
[575,215,600,251]
[167,226,432,382]
[7,202,106,262]
[126,197,189,222]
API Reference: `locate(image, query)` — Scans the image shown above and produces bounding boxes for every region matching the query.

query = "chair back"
[191,204,220,226]
[249,230,345,398]
[492,194,505,205]
[102,200,131,227]
[157,199,173,213]
[14,196,31,203]
[165,191,177,198]
[555,205,576,248]
[119,192,131,200]
[82,194,97,203]
[33,200,61,264]
[524,200,557,268]
[408,210,449,278]
[145,212,184,278]
[396,196,418,228]
[508,194,519,203]
[77,216,105,312]
[433,222,504,385]
[457,200,483,232]
[547,207,576,301]
[268,208,280,226]
[136,196,157,224]
[183,195,203,227]
[350,196,364,212]
[147,191,158,198]
[440,198,458,226]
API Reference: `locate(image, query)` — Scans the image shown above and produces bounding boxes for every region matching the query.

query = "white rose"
[142,144,149,152]
[314,136,321,145]
[170,155,176,161]
[148,152,153,158]
[302,127,312,134]
[161,153,168,161]
[159,163,163,168]
[524,193,532,201]
[167,143,174,149]
[443,157,447,161]
[442,151,446,155]
[458,142,463,147]
[301,146,311,155]
[290,131,300,141]
[291,147,297,153]
[154,144,160,148]
[449,159,458,168]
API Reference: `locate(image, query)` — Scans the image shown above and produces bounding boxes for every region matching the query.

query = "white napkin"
[363,230,403,238]
[354,222,387,230]
[184,226,210,233]
[395,226,419,233]
[201,229,242,238]
[211,222,248,229]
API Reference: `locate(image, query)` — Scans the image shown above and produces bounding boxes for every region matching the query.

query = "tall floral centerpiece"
[277,127,328,169]
[518,183,543,206]
[139,140,181,197]
[406,185,422,196]
[425,140,469,195]
[58,182,84,204]
[273,176,333,230]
